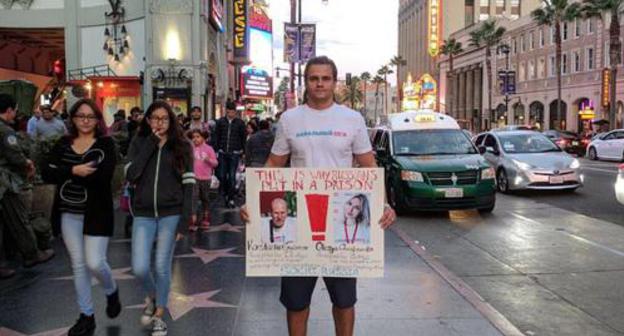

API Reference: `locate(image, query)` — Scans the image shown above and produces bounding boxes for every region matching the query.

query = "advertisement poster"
[299,24,316,62]
[284,23,299,63]
[246,168,385,278]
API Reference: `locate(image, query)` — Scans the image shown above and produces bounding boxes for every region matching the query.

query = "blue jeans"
[217,153,240,201]
[131,215,179,308]
[61,213,117,316]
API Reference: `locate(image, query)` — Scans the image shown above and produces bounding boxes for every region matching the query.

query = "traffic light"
[346,73,352,86]
[52,59,65,79]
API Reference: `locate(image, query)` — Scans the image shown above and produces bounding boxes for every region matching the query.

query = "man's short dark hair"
[258,120,270,130]
[226,101,237,111]
[0,94,17,114]
[304,56,338,82]
[191,106,202,112]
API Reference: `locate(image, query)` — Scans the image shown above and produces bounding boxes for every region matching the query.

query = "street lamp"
[497,43,512,123]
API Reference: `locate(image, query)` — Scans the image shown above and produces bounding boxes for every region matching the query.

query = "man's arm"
[354,151,376,168]
[265,153,289,168]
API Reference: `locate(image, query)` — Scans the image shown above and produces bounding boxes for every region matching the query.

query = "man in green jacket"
[0,93,54,279]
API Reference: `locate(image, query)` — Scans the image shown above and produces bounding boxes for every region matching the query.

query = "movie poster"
[246,168,385,278]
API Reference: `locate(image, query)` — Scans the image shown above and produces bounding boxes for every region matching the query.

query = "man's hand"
[176,233,184,241]
[25,159,35,179]
[240,204,250,223]
[72,163,97,177]
[378,204,396,229]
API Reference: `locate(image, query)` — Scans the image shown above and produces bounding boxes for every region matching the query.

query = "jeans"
[62,213,117,316]
[216,153,240,201]
[131,215,179,308]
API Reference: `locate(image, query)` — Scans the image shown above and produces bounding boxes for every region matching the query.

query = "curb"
[391,226,525,336]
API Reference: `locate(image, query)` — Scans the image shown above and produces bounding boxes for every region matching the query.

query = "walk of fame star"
[51,267,134,285]
[127,290,237,320]
[0,326,70,336]
[175,247,243,264]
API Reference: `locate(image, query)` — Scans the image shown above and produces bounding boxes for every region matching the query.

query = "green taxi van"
[371,110,496,214]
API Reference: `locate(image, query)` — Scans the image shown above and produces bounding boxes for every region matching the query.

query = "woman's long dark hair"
[350,194,370,227]
[138,100,191,173]
[66,99,107,141]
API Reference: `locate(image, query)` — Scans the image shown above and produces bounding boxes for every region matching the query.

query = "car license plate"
[549,176,564,184]
[572,141,579,146]
[443,188,464,198]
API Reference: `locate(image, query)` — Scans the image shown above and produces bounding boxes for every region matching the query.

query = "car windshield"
[498,133,561,153]
[392,129,478,155]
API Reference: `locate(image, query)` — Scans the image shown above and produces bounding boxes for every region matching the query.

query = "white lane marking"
[509,213,624,257]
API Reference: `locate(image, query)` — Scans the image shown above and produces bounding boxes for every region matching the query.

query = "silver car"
[474,131,583,192]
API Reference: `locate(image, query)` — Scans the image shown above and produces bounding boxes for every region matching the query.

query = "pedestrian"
[34,105,67,141]
[188,129,218,230]
[187,106,210,134]
[245,119,274,167]
[214,101,246,208]
[26,107,41,137]
[0,94,55,279]
[125,100,195,336]
[246,120,258,139]
[240,56,396,336]
[42,98,120,336]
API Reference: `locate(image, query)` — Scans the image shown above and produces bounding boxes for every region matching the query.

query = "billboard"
[241,0,273,99]
[241,68,273,98]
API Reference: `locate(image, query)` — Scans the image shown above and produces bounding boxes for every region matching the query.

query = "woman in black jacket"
[42,99,120,336]
[125,101,194,336]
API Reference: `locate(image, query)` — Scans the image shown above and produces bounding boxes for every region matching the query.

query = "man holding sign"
[242,56,396,336]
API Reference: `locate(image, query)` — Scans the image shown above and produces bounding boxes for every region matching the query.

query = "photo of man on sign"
[260,191,297,244]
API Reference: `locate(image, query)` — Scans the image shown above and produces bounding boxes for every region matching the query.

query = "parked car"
[474,130,583,192]
[491,125,536,132]
[616,164,624,205]
[543,130,587,156]
[586,129,624,161]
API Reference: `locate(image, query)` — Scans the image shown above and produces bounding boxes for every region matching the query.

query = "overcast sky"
[267,0,398,85]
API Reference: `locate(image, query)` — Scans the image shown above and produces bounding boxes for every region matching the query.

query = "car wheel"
[496,169,510,194]
[479,202,495,214]
[388,184,406,216]
[588,147,598,161]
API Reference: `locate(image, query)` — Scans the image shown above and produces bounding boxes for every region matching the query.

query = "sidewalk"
[0,207,518,336]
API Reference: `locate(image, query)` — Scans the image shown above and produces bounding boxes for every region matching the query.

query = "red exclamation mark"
[305,194,329,241]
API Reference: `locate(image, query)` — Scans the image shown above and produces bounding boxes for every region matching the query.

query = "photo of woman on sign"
[333,193,371,244]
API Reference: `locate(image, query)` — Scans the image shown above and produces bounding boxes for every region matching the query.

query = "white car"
[587,129,624,161]
[616,164,624,205]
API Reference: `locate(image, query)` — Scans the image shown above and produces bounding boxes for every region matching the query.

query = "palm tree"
[360,71,372,114]
[377,65,394,116]
[470,19,506,132]
[532,0,582,130]
[372,75,385,124]
[583,0,624,129]
[389,55,407,110]
[440,39,464,117]
[342,75,363,110]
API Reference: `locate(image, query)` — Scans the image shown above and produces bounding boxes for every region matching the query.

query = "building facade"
[398,0,539,102]
[0,0,231,122]
[439,12,624,132]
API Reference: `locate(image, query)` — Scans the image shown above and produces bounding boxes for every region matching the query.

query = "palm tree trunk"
[364,81,367,115]
[486,47,493,131]
[374,83,380,123]
[384,75,389,115]
[448,55,454,118]
[555,21,563,130]
[609,12,621,129]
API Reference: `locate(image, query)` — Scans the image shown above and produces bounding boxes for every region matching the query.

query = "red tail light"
[619,164,624,172]
[556,139,568,146]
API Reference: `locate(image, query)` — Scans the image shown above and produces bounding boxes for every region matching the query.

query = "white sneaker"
[151,317,168,336]
[140,297,156,326]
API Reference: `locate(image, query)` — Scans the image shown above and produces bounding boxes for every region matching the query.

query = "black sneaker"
[151,316,168,336]
[106,288,122,318]
[68,314,95,336]
[0,267,15,279]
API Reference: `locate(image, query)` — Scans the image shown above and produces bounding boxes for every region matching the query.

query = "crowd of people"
[1,55,396,336]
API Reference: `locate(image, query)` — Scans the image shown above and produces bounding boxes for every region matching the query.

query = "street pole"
[504,48,510,122]
[290,0,296,96]
[298,0,302,89]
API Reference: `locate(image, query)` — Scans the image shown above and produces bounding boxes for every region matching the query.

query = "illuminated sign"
[204,0,224,32]
[250,1,272,32]
[414,114,436,122]
[602,68,610,107]
[233,0,250,63]
[428,0,441,57]
[241,68,273,98]
[401,72,438,111]
[579,100,596,120]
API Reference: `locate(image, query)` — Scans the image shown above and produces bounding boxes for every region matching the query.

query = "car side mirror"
[478,146,486,155]
[486,146,499,156]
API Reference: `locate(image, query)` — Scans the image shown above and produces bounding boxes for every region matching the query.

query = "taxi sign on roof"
[388,110,460,131]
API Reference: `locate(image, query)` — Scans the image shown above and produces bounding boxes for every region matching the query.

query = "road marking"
[510,213,624,257]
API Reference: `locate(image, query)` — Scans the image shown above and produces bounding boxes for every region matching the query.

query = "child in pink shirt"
[189,130,218,230]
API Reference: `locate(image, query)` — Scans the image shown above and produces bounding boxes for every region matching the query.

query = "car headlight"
[401,171,424,182]
[570,159,580,169]
[481,167,495,180]
[512,159,533,171]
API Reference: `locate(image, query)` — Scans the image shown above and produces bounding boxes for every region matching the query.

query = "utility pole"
[290,0,296,95]
[298,0,302,89]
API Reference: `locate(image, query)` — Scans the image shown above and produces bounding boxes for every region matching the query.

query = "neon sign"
[428,0,441,57]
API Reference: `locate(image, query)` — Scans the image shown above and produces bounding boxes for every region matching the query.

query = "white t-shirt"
[271,104,372,168]
[261,217,297,244]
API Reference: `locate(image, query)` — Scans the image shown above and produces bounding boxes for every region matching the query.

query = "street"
[395,158,624,336]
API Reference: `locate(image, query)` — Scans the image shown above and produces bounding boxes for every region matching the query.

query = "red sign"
[249,2,271,32]
[602,68,611,107]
